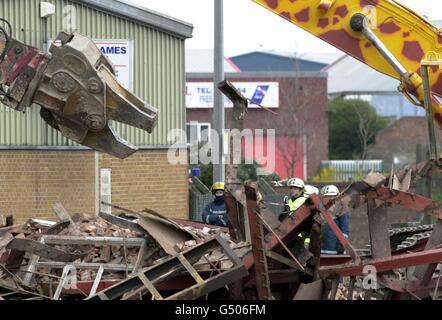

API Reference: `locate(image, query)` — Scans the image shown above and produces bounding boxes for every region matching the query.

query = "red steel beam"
[309,195,359,262]
[242,203,314,270]
[366,187,442,219]
[245,185,271,300]
[378,275,442,294]
[319,254,353,267]
[57,274,212,295]
[256,212,305,272]
[320,247,442,278]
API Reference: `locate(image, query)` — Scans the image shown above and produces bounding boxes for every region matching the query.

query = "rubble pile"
[2,166,440,301]
[0,203,247,300]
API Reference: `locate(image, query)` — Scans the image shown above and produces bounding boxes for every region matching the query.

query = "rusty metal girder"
[225,190,246,242]
[378,274,442,294]
[242,203,313,271]
[327,162,442,214]
[394,158,442,186]
[6,238,83,262]
[245,184,271,300]
[367,200,391,259]
[219,80,251,244]
[319,246,442,278]
[366,187,442,219]
[319,254,353,267]
[414,220,442,285]
[309,195,359,261]
[268,269,300,284]
[87,235,247,300]
[293,280,329,300]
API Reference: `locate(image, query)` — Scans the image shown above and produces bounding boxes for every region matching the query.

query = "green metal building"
[0,0,193,222]
[0,0,192,147]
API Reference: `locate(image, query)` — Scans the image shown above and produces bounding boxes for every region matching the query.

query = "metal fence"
[320,160,384,182]
[263,195,285,216]
[431,174,442,203]
[189,192,284,221]
[189,190,213,222]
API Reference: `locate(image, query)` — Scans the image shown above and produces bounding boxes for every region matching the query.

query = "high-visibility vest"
[285,195,310,246]
[298,232,310,248]
[285,196,307,214]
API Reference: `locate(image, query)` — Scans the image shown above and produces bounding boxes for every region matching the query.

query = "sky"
[127,0,442,58]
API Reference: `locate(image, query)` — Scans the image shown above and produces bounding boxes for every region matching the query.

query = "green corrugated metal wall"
[0,0,185,146]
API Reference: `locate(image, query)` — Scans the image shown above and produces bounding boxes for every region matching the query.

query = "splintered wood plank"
[6,238,82,262]
[52,203,74,223]
[138,273,163,300]
[177,254,204,284]
[44,220,70,235]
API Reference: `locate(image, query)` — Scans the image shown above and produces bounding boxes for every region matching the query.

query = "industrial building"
[186,71,328,179]
[0,0,441,304]
[0,0,192,222]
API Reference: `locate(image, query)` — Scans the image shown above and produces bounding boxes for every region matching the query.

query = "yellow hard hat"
[211,182,225,193]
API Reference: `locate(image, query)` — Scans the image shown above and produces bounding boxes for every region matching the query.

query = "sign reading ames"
[49,39,133,90]
[186,82,279,109]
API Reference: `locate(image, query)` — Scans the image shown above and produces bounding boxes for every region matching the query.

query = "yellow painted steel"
[253,0,442,126]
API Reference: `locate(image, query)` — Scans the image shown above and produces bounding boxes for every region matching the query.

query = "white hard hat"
[287,178,305,189]
[321,185,340,197]
[304,185,319,196]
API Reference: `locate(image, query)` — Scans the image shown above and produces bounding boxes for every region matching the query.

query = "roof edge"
[321,54,347,72]
[74,0,193,39]
[187,71,328,79]
[230,51,330,65]
[328,91,402,97]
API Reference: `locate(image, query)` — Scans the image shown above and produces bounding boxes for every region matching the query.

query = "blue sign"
[251,85,270,105]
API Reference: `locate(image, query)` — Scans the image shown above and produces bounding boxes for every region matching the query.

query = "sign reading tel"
[185,82,279,109]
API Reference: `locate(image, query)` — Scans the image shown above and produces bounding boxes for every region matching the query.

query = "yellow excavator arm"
[252,0,442,127]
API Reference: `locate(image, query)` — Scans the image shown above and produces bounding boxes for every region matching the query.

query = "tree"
[329,98,388,160]
[265,52,327,178]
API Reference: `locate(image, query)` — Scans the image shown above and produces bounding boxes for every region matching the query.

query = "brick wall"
[187,74,329,178]
[367,117,442,167]
[0,149,188,223]
[99,149,188,220]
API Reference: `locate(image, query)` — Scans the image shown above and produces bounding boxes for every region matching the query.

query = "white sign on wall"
[49,39,133,90]
[185,82,279,109]
[100,168,112,215]
[95,40,133,90]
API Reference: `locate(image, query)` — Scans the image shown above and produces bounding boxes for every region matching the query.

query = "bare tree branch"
[264,50,325,177]
[352,102,379,160]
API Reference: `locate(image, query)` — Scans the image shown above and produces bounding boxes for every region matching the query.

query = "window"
[186,122,211,145]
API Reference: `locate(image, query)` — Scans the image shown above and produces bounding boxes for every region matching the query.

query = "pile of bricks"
[0,204,166,291]
[0,202,246,300]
